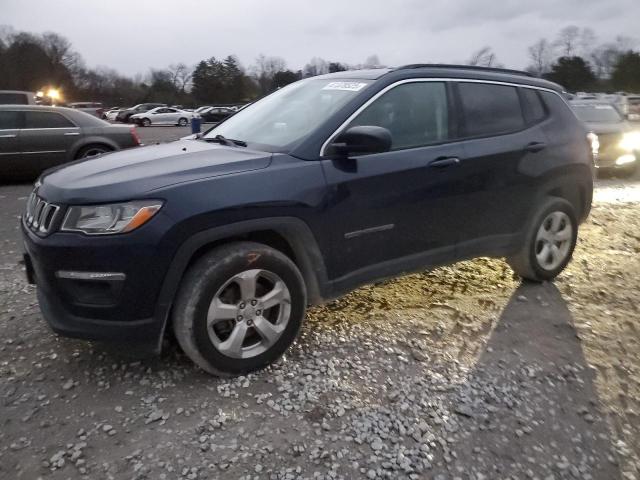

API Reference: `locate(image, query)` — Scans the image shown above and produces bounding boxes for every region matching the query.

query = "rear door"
[452,81,548,254]
[20,111,80,171]
[0,110,25,176]
[321,80,467,280]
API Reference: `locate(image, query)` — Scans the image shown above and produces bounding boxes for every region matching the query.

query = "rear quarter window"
[0,111,22,129]
[521,88,547,124]
[458,82,525,137]
[0,93,29,105]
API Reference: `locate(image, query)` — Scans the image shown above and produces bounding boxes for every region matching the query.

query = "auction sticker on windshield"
[322,82,368,91]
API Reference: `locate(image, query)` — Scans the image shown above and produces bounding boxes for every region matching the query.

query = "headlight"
[61,200,163,235]
[619,132,640,151]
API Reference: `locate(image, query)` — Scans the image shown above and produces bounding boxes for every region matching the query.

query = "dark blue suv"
[22,65,594,376]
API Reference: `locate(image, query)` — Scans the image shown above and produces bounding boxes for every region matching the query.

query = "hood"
[39,140,272,204]
[583,121,632,135]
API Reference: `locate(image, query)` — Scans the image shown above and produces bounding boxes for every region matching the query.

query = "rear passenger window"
[521,88,546,124]
[0,111,21,129]
[459,83,525,137]
[348,82,449,150]
[25,112,75,129]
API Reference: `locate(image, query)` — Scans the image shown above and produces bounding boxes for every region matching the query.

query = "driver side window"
[347,82,449,151]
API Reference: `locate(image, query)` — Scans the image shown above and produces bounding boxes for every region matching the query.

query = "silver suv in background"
[0,105,141,180]
[68,102,105,118]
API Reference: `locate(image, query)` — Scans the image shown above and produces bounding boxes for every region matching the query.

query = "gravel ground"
[1,159,640,478]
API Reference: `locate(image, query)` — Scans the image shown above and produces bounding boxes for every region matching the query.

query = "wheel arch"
[71,138,119,159]
[153,217,329,347]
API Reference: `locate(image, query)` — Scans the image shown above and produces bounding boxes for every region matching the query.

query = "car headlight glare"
[619,132,640,151]
[61,200,163,235]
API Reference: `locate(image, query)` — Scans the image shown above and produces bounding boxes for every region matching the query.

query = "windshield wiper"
[202,134,247,147]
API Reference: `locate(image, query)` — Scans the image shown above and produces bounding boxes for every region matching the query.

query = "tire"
[178,117,188,127]
[172,241,307,376]
[507,198,578,282]
[141,118,151,127]
[75,144,112,159]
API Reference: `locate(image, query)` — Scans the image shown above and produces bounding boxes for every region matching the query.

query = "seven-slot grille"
[25,190,60,235]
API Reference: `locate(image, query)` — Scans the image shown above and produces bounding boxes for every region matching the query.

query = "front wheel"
[141,118,151,127]
[178,117,188,127]
[507,198,578,282]
[172,242,307,376]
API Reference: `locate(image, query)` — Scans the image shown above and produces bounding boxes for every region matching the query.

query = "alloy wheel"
[206,269,291,359]
[534,211,573,271]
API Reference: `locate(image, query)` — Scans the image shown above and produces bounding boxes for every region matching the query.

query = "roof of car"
[0,104,110,126]
[316,64,563,92]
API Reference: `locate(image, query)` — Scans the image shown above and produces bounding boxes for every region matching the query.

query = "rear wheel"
[507,198,578,282]
[141,118,151,127]
[76,144,112,159]
[172,242,307,376]
[178,117,188,127]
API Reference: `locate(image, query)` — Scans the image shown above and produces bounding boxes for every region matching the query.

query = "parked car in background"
[570,100,639,176]
[194,106,213,114]
[103,107,123,121]
[0,105,140,179]
[130,107,197,126]
[115,103,166,123]
[199,106,234,123]
[68,102,104,118]
[623,96,640,121]
[22,65,593,376]
[0,90,36,105]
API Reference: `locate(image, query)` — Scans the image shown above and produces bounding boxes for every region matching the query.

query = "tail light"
[130,126,141,146]
[587,132,599,164]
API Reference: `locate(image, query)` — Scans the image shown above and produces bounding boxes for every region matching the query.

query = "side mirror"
[330,126,392,156]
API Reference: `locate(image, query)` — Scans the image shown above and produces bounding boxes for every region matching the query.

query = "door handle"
[525,141,547,153]
[0,134,17,138]
[429,157,460,168]
[64,132,80,136]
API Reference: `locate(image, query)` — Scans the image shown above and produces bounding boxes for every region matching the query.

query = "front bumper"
[21,217,171,352]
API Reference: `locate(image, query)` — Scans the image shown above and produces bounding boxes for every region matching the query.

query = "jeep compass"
[21,65,594,376]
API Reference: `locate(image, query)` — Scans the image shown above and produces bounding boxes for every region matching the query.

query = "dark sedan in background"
[0,105,140,180]
[198,106,234,123]
[571,100,639,176]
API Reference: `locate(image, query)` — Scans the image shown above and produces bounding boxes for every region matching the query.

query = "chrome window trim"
[319,77,564,157]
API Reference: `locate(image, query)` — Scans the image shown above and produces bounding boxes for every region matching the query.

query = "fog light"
[615,154,636,166]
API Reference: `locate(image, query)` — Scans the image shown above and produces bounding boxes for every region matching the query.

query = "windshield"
[572,104,622,123]
[204,78,372,150]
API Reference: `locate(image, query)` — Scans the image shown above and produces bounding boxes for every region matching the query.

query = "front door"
[20,110,79,171]
[320,81,468,282]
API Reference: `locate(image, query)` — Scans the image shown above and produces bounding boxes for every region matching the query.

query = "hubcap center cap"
[239,301,260,320]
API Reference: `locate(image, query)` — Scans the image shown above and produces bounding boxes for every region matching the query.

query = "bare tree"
[468,46,502,67]
[527,39,554,76]
[614,35,638,52]
[555,25,581,57]
[579,28,597,57]
[303,57,328,77]
[363,54,382,69]
[252,54,288,92]
[168,63,192,92]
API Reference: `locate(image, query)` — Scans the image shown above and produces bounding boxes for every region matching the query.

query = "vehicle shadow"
[444,281,623,479]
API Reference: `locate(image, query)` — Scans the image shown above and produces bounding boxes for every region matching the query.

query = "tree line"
[468,26,640,92]
[0,24,639,109]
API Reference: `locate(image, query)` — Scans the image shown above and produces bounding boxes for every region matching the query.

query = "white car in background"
[130,107,198,127]
[104,108,123,121]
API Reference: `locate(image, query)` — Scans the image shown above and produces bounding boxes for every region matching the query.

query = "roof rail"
[394,64,535,78]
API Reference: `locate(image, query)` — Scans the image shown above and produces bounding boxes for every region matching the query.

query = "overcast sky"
[3,0,639,76]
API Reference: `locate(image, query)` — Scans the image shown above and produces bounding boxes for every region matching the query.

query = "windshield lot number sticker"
[323,82,368,91]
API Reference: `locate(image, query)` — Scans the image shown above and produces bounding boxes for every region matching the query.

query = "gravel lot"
[1,133,640,479]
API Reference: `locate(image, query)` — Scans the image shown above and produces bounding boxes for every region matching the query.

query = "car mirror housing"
[329,125,392,156]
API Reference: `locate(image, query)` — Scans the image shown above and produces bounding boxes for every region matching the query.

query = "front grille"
[25,190,60,235]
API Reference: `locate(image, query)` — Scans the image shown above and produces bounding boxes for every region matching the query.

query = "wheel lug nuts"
[237,315,243,321]
[247,319,253,326]
[251,299,257,306]
[239,303,245,309]
[256,310,262,316]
